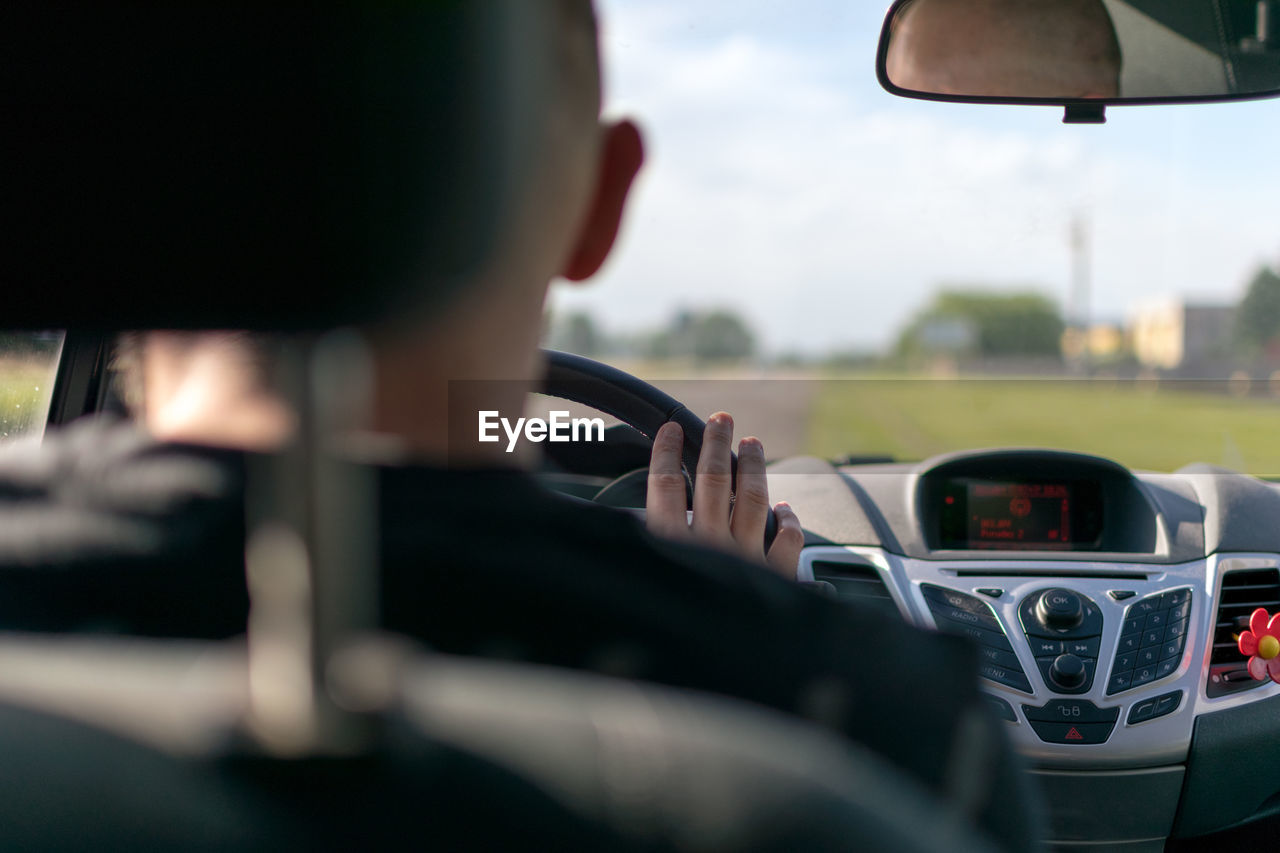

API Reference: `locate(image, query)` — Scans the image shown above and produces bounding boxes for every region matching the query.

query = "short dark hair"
[555,0,603,118]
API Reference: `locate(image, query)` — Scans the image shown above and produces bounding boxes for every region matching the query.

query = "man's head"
[478,0,642,291]
[127,0,645,456]
[887,0,1122,99]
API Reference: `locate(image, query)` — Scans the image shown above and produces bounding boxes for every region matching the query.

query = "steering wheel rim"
[540,349,778,547]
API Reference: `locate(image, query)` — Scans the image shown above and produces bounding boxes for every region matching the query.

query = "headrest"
[0,1,551,330]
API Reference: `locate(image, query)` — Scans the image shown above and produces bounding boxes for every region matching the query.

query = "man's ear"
[561,119,645,282]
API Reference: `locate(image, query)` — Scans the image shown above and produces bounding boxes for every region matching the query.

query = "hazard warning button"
[1027,720,1115,744]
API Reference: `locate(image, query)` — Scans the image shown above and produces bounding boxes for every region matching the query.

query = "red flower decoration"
[1237,608,1280,684]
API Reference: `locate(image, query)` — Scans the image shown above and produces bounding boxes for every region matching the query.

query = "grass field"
[3,355,1279,476]
[0,359,57,441]
[807,378,1280,477]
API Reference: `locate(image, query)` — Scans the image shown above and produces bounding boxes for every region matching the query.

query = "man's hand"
[646,412,804,579]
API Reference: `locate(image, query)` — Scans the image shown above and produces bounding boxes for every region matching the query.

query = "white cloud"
[551,0,1280,354]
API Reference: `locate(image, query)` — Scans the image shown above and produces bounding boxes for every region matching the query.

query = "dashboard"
[777,448,1280,849]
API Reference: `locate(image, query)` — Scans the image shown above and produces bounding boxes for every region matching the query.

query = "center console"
[908,570,1203,766]
[783,448,1280,851]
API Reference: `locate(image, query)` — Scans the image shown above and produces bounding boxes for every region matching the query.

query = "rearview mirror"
[877,0,1280,121]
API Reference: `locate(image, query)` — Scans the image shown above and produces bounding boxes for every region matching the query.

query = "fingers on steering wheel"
[647,421,691,540]
[766,502,804,579]
[729,436,770,558]
[692,412,735,544]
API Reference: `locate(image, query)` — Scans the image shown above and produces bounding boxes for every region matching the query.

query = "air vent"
[1207,567,1280,698]
[811,560,900,617]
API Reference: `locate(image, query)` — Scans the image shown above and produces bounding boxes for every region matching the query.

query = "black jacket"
[0,416,1041,850]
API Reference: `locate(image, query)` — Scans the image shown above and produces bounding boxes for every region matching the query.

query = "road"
[528,365,820,460]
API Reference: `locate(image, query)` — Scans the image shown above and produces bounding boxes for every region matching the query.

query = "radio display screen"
[938,478,1103,550]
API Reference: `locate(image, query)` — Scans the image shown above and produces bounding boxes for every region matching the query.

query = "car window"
[0,332,63,441]
[545,0,1280,478]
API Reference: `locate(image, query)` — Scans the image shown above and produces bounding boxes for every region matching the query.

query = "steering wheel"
[540,349,778,548]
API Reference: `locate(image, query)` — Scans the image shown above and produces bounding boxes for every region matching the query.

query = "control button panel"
[1106,588,1192,695]
[1021,699,1119,744]
[1019,588,1103,694]
[922,584,1032,693]
[1126,690,1182,725]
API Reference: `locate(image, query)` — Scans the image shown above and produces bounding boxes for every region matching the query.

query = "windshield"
[543,1,1280,477]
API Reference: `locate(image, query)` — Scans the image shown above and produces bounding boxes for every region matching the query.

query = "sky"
[546,0,1280,356]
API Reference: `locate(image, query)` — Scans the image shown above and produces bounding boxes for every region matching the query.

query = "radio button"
[1134,647,1158,669]
[1065,637,1101,658]
[1106,671,1133,694]
[978,663,1032,693]
[932,615,1014,652]
[976,645,1021,671]
[932,603,999,632]
[1127,691,1182,725]
[1030,638,1064,657]
[921,585,1002,630]
[1131,665,1158,687]
[1131,598,1161,616]
[1128,698,1158,724]
[1152,691,1181,719]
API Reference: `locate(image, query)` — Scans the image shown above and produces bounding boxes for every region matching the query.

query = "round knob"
[1050,654,1087,690]
[1036,588,1083,629]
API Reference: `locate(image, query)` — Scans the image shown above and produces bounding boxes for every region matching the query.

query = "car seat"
[0,3,1012,850]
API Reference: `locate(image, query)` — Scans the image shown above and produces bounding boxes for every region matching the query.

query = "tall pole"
[1069,214,1091,373]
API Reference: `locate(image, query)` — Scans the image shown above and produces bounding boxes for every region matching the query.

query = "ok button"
[1037,588,1083,629]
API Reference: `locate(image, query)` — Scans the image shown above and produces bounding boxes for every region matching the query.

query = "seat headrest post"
[244,333,380,756]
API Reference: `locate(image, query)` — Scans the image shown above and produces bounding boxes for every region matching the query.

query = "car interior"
[4,1,1280,851]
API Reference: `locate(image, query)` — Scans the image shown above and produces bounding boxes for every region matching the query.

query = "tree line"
[545,309,757,363]
[1235,265,1280,358]
[545,261,1280,367]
